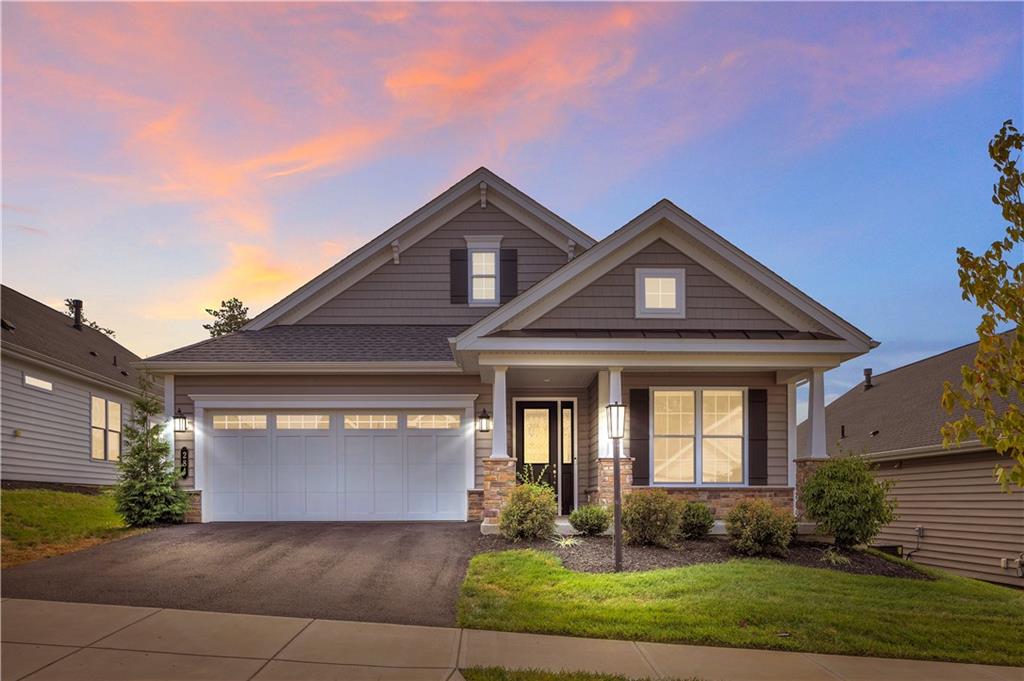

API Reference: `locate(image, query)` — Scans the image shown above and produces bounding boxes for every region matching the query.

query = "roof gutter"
[2,342,146,398]
[861,440,990,462]
[132,360,464,375]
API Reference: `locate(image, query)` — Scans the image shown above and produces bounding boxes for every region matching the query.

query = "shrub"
[115,375,188,527]
[678,501,715,540]
[621,489,682,547]
[725,499,796,557]
[801,455,897,548]
[498,483,557,541]
[569,504,611,536]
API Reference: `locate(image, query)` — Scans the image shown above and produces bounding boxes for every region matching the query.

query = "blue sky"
[2,2,1021,404]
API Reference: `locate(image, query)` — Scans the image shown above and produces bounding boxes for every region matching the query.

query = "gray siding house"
[138,168,876,529]
[1,286,147,488]
[798,337,1023,586]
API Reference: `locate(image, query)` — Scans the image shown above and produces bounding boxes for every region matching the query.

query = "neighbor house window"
[407,414,461,429]
[212,414,267,430]
[344,414,398,430]
[466,236,501,305]
[90,396,121,461]
[276,414,330,430]
[635,268,685,318]
[23,374,52,392]
[651,388,744,485]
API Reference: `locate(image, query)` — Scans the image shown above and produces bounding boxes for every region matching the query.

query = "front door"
[515,400,575,514]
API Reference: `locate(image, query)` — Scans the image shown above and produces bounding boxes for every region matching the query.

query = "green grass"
[1,489,143,567]
[458,549,1024,667]
[461,669,701,681]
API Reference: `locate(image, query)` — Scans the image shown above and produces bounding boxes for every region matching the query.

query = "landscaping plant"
[499,483,557,541]
[678,501,715,540]
[114,375,189,527]
[621,489,681,547]
[800,455,896,548]
[568,504,611,536]
[725,499,796,557]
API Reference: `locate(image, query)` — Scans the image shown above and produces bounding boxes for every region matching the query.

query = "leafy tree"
[203,297,250,337]
[114,374,188,526]
[941,119,1024,490]
[63,299,115,337]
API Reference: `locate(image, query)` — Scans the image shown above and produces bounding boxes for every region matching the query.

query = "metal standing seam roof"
[1,285,142,389]
[143,324,469,363]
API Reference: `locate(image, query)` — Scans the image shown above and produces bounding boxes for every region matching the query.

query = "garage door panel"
[306,466,336,494]
[305,437,334,465]
[408,493,437,515]
[436,493,464,516]
[374,464,403,492]
[244,437,271,464]
[437,436,463,465]
[274,437,303,465]
[374,437,401,464]
[243,465,271,493]
[243,493,273,520]
[437,464,464,491]
[408,464,437,492]
[345,492,372,517]
[374,492,404,518]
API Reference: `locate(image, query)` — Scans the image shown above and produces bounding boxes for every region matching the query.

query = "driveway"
[0,522,481,627]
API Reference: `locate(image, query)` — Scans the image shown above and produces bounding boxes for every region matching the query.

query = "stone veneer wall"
[481,458,517,525]
[467,489,484,521]
[593,458,633,507]
[661,487,793,519]
[183,490,202,523]
[794,458,826,520]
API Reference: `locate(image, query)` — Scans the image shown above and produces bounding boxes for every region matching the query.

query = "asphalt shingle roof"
[797,333,1017,456]
[144,324,467,363]
[1,285,142,389]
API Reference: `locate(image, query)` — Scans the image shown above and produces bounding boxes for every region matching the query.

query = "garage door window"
[344,415,397,430]
[276,414,330,430]
[213,414,267,430]
[407,414,461,429]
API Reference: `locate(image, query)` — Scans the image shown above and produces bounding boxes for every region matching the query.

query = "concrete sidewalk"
[1,599,1019,681]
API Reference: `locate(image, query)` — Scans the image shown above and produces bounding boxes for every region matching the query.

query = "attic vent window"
[1,318,14,331]
[24,374,53,392]
[635,268,686,319]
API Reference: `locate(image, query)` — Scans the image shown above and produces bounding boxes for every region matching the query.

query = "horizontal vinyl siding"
[298,204,570,325]
[873,451,1024,586]
[528,239,794,331]
[1,359,124,486]
[623,372,789,487]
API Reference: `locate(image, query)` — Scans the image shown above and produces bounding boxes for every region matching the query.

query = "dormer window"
[636,268,685,318]
[466,236,502,306]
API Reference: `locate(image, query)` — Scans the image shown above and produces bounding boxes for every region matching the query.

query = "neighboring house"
[138,168,875,529]
[797,338,1023,586]
[1,286,147,488]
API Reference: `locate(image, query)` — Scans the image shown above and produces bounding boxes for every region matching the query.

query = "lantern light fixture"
[606,402,625,440]
[174,408,188,433]
[477,408,492,433]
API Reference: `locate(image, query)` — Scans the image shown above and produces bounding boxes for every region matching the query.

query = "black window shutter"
[748,389,768,485]
[500,249,518,303]
[450,249,468,304]
[629,388,650,486]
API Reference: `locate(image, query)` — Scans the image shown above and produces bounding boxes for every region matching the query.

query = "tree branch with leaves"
[203,298,250,337]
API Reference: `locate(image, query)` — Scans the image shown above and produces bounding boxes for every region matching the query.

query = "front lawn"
[458,549,1024,666]
[1,489,143,567]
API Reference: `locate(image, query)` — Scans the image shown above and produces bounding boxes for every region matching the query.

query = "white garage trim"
[191,394,478,523]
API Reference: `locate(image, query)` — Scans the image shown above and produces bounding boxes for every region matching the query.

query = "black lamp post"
[607,401,625,572]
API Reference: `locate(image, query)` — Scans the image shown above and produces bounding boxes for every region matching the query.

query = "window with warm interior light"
[23,374,52,392]
[651,388,744,485]
[90,396,122,461]
[635,268,685,318]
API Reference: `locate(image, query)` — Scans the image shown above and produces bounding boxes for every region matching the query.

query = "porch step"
[480,517,576,536]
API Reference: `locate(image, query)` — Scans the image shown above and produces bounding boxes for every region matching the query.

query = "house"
[138,168,875,529]
[797,338,1024,586]
[1,286,148,489]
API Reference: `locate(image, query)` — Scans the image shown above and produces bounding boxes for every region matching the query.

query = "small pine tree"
[203,298,250,337]
[115,375,188,526]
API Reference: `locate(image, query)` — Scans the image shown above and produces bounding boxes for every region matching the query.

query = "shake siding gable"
[297,203,570,325]
[527,239,795,331]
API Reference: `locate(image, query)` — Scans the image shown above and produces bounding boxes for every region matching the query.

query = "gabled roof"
[455,200,876,352]
[796,332,1016,457]
[245,167,595,330]
[0,285,142,391]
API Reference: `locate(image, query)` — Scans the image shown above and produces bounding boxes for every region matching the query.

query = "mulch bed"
[476,535,931,580]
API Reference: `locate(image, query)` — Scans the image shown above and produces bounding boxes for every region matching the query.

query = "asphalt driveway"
[0,522,481,627]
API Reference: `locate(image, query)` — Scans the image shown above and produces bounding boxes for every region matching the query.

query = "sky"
[2,2,1022,405]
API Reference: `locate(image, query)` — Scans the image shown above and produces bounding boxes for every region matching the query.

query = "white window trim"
[648,386,747,487]
[466,235,502,307]
[23,373,53,392]
[635,267,686,319]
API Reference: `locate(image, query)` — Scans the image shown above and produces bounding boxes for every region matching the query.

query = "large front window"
[651,388,744,485]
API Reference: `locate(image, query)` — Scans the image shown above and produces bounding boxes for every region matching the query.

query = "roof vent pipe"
[71,299,83,329]
[863,368,873,390]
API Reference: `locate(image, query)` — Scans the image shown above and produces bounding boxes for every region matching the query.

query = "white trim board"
[189,393,479,410]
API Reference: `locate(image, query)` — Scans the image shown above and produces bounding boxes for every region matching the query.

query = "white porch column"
[597,370,610,458]
[787,381,797,487]
[808,368,827,458]
[609,367,623,457]
[491,366,509,458]
[163,374,175,464]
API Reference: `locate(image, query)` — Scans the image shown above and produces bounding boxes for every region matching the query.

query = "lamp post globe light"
[606,401,626,572]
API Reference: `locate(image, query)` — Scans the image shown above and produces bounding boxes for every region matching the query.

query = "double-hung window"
[651,388,744,485]
[465,236,501,306]
[90,396,122,461]
[635,268,685,318]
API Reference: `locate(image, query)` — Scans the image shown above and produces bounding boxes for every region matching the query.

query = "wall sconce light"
[477,408,492,433]
[606,402,625,440]
[174,408,188,433]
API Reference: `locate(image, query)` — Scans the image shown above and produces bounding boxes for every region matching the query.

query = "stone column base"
[595,457,633,508]
[467,489,484,521]
[184,490,202,523]
[482,458,517,525]
[794,457,827,520]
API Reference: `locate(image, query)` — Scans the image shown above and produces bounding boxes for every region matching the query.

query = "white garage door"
[205,411,469,521]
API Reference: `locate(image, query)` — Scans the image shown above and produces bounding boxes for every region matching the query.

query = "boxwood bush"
[801,455,896,548]
[621,489,681,547]
[568,504,611,536]
[678,501,715,540]
[498,483,557,541]
[725,498,796,557]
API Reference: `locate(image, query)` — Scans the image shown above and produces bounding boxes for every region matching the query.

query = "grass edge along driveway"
[1,488,143,568]
[458,549,1024,667]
